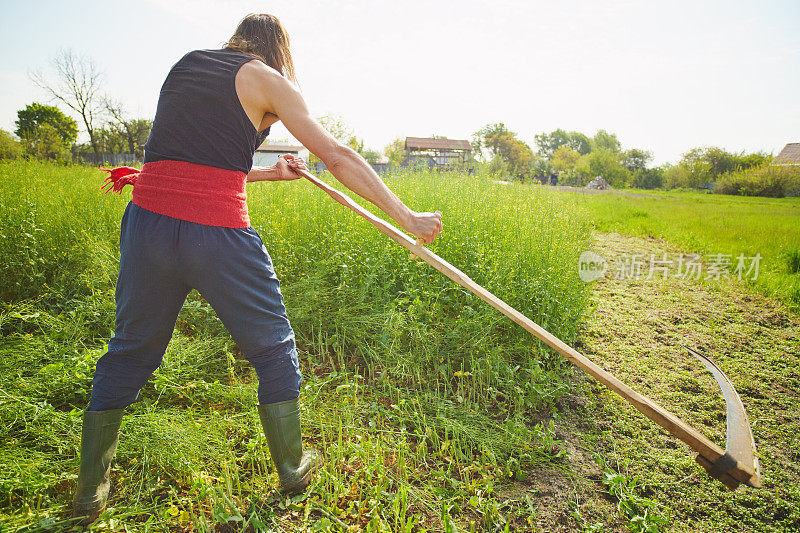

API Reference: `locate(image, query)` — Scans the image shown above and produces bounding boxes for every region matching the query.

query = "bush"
[714,164,800,197]
[663,164,692,189]
[628,167,664,189]
[670,147,775,190]
[0,129,23,160]
[485,153,510,178]
[558,170,581,187]
[21,124,72,163]
[679,146,771,188]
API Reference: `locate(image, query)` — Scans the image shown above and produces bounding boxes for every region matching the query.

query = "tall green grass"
[1,160,591,530]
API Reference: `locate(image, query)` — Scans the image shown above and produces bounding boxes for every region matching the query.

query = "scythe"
[298,168,761,490]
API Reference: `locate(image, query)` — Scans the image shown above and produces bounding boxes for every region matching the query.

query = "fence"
[76,153,143,167]
[312,161,394,176]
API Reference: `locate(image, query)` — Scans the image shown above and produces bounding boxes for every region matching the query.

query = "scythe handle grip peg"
[695,453,741,491]
[709,452,739,477]
[409,238,425,260]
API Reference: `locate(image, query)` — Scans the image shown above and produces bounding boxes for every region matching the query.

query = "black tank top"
[144,49,270,173]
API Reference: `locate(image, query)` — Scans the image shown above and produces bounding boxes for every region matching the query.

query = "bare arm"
[236,61,442,243]
[274,89,414,227]
[246,154,308,182]
[246,166,282,182]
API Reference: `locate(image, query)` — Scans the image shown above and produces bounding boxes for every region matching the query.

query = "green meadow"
[1,160,590,531]
[2,161,798,531]
[543,187,800,309]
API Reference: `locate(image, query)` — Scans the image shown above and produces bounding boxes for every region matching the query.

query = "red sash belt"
[101,160,250,228]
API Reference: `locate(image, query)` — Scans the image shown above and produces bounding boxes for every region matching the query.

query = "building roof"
[774,143,800,165]
[405,137,472,151]
[257,142,305,152]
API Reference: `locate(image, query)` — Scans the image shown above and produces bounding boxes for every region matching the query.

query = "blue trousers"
[88,202,301,411]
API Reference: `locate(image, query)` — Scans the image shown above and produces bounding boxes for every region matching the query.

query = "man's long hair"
[225,14,296,82]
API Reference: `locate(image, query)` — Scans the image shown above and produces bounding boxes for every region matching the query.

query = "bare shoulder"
[238,59,296,93]
[236,58,300,117]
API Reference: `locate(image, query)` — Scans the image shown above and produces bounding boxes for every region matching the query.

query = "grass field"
[541,186,800,310]
[0,160,591,531]
[1,161,798,532]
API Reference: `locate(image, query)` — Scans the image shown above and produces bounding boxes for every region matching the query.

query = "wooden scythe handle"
[297,168,758,488]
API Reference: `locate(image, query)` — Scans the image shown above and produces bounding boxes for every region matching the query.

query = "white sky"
[1,0,798,164]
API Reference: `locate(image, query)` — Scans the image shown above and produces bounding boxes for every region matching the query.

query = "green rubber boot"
[257,399,317,494]
[72,409,124,525]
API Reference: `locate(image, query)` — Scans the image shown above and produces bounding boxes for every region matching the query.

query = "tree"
[567,131,592,155]
[551,145,581,173]
[698,147,737,178]
[361,148,382,164]
[474,123,534,179]
[486,154,510,177]
[499,136,534,178]
[125,119,152,156]
[312,114,376,162]
[0,130,23,160]
[472,123,510,161]
[621,148,653,172]
[735,151,772,170]
[96,124,128,154]
[679,147,734,188]
[104,97,152,157]
[93,118,151,156]
[534,129,567,158]
[673,147,773,190]
[22,123,71,161]
[15,103,78,145]
[574,148,629,187]
[31,49,104,155]
[620,149,658,189]
[534,129,592,158]
[530,157,554,182]
[591,130,621,153]
[383,137,406,165]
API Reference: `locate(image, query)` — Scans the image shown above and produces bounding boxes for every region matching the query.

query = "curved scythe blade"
[683,345,761,489]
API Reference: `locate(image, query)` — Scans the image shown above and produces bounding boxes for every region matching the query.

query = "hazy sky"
[1,0,798,164]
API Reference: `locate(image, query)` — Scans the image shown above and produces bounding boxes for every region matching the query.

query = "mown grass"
[539,187,800,310]
[573,232,800,532]
[0,160,592,531]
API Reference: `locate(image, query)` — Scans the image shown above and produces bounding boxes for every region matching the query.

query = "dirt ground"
[519,232,800,532]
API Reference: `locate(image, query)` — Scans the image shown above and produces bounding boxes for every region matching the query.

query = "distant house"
[253,142,308,167]
[774,143,800,165]
[402,137,472,170]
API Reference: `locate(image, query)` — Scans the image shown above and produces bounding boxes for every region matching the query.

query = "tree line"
[0,50,151,162]
[1,50,795,197]
[469,122,785,192]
